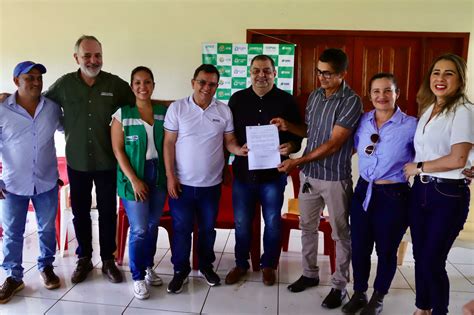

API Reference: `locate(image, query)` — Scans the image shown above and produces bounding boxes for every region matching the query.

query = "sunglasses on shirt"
[364,133,380,156]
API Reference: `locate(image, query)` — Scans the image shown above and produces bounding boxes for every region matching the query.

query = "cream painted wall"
[1,0,473,100]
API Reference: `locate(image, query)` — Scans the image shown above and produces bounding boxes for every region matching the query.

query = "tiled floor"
[0,209,473,314]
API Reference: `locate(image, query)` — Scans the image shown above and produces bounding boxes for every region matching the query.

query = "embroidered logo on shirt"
[212,119,221,123]
[125,135,139,142]
[100,92,114,97]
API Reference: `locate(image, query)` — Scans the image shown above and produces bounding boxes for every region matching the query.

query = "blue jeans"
[1,185,58,281]
[169,184,221,274]
[121,160,166,281]
[350,178,409,295]
[410,176,470,315]
[232,175,287,269]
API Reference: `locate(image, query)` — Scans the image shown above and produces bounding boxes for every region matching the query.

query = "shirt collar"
[316,80,347,100]
[188,95,217,109]
[250,84,276,99]
[7,91,45,114]
[74,69,104,86]
[368,106,404,125]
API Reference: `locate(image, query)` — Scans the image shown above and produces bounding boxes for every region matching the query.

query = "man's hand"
[462,166,474,179]
[236,143,249,156]
[0,93,10,102]
[270,117,289,131]
[279,142,295,156]
[277,158,298,173]
[131,178,149,202]
[0,189,5,199]
[167,175,182,199]
[403,162,419,179]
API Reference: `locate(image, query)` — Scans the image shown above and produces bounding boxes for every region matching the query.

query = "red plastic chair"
[116,197,173,266]
[281,168,336,274]
[191,170,261,271]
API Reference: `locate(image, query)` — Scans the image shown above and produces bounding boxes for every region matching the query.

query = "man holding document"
[225,55,303,286]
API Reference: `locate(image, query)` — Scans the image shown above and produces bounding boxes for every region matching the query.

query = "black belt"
[418,175,469,185]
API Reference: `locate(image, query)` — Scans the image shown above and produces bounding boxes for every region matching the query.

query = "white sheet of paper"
[246,125,281,170]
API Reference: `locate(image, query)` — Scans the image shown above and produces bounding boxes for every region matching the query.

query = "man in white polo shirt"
[163,64,247,294]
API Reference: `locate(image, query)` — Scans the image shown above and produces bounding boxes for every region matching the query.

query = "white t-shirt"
[111,108,159,160]
[164,96,234,187]
[414,102,473,179]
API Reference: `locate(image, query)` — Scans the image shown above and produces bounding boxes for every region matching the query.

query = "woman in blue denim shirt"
[343,73,417,315]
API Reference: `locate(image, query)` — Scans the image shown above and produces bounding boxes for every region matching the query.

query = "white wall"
[1,0,473,100]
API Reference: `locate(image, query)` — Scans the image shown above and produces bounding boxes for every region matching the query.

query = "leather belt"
[418,175,469,185]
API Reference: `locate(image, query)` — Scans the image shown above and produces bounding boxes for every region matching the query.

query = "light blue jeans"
[121,160,166,281]
[2,185,58,281]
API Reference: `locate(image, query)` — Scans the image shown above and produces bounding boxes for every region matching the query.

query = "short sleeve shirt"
[164,96,234,187]
[302,81,362,181]
[414,102,473,179]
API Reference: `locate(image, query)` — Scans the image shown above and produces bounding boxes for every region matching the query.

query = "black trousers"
[67,166,117,260]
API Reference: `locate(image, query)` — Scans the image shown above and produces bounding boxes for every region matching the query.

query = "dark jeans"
[350,177,409,295]
[410,176,470,315]
[169,184,221,274]
[232,174,287,269]
[67,166,117,260]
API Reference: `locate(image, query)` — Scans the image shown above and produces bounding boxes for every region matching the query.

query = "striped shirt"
[301,81,362,181]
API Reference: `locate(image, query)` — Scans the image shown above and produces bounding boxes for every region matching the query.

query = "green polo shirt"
[45,70,135,172]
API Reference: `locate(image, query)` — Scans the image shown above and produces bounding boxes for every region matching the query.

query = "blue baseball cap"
[13,61,47,78]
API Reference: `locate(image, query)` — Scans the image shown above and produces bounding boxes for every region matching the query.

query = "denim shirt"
[354,107,417,210]
[0,93,62,195]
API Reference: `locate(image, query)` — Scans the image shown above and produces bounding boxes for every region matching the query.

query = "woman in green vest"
[111,66,167,300]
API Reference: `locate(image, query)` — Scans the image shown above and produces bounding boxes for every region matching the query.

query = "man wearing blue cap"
[0,61,63,304]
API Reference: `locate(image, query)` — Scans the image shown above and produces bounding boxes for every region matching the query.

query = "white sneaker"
[145,267,163,286]
[133,280,150,300]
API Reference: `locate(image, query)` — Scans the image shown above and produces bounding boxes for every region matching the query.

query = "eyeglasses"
[315,69,335,79]
[364,133,380,156]
[250,68,274,75]
[193,79,219,88]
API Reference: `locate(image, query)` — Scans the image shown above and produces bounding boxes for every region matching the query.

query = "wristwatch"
[416,161,424,174]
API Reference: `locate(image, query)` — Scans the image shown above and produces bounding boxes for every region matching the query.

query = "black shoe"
[40,266,61,290]
[199,268,221,286]
[322,288,348,309]
[287,275,320,292]
[0,277,24,304]
[360,291,384,315]
[167,272,189,294]
[342,291,368,313]
[101,259,123,283]
[71,257,93,284]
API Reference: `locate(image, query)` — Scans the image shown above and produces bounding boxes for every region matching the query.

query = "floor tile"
[453,263,474,284]
[46,300,125,314]
[129,275,209,313]
[0,296,57,315]
[60,268,134,306]
[203,280,277,314]
[124,307,197,315]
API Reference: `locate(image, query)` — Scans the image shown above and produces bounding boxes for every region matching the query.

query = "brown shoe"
[262,267,276,286]
[0,277,25,304]
[225,266,247,285]
[40,266,60,290]
[101,259,123,283]
[71,257,93,284]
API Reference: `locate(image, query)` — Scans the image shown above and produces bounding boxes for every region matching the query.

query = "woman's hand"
[403,162,419,179]
[131,178,149,202]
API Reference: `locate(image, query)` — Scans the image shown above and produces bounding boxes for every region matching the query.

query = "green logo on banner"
[232,77,247,89]
[216,89,231,100]
[274,78,278,86]
[217,43,232,54]
[217,66,232,77]
[269,55,278,66]
[279,44,295,55]
[232,54,247,66]
[278,67,293,78]
[202,54,217,65]
[248,44,263,55]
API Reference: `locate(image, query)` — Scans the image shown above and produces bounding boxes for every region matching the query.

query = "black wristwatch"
[416,161,424,174]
